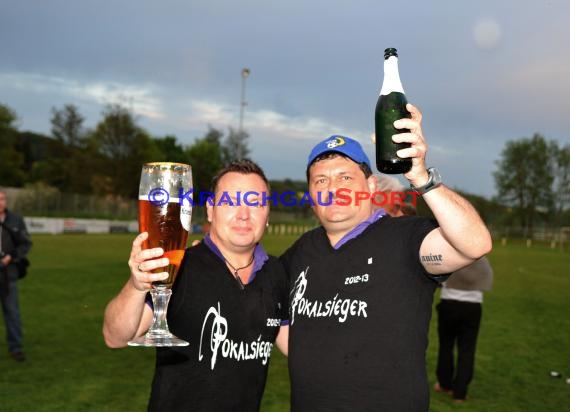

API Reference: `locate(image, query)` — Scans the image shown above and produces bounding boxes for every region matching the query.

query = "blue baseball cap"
[307,135,372,170]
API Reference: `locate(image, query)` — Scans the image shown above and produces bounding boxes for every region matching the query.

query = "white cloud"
[182,100,235,127]
[0,72,164,120]
[181,99,368,143]
[1,71,368,145]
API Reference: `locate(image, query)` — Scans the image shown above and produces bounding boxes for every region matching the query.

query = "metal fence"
[5,186,138,219]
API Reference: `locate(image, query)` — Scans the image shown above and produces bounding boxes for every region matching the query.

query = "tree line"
[1,101,569,230]
[412,134,570,232]
[493,134,569,231]
[0,102,251,200]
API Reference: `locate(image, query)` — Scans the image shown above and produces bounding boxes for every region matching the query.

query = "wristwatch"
[410,167,442,195]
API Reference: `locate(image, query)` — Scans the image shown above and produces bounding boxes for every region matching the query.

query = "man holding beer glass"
[103,160,289,411]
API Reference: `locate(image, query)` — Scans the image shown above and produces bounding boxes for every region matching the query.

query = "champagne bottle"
[375,47,412,174]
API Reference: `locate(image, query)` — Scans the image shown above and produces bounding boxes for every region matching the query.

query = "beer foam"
[138,195,182,203]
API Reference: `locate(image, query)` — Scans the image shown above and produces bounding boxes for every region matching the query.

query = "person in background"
[375,175,418,217]
[434,256,494,403]
[374,174,405,216]
[400,203,417,216]
[0,189,32,362]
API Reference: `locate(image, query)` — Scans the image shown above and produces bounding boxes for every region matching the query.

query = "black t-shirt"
[281,216,439,412]
[148,242,289,412]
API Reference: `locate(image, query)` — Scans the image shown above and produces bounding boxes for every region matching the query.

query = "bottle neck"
[379,56,405,96]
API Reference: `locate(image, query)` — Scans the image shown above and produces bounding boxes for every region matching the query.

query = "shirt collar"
[332,208,387,250]
[203,233,269,282]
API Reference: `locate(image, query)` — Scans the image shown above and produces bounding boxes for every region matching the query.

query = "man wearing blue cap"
[281,103,492,411]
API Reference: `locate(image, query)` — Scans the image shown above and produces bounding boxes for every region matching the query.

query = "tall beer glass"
[128,162,192,347]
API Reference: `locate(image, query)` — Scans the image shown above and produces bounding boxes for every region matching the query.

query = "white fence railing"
[24,217,317,236]
[24,217,138,234]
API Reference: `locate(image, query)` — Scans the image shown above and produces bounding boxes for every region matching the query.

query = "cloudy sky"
[1,0,569,198]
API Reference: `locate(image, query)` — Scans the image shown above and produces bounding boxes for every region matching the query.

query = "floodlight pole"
[238,68,250,159]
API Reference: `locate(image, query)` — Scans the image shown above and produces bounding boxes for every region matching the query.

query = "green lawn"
[0,234,568,411]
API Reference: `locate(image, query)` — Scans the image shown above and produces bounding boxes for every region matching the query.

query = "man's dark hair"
[210,159,270,196]
[306,152,373,182]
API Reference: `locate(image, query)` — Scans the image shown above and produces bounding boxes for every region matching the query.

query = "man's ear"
[206,197,214,222]
[367,174,377,193]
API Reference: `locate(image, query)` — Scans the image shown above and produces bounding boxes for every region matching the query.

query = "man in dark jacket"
[0,189,32,361]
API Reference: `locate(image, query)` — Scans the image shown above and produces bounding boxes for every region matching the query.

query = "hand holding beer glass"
[128,162,192,347]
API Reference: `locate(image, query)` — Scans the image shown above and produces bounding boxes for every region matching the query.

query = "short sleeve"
[400,216,449,283]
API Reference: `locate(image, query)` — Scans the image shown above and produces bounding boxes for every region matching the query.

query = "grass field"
[0,234,568,411]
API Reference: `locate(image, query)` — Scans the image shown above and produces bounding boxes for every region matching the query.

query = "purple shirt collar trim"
[203,233,268,282]
[332,208,387,250]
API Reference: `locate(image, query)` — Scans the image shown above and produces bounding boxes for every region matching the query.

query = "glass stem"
[147,285,173,338]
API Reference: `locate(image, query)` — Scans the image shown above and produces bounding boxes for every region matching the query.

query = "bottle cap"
[384,48,398,59]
